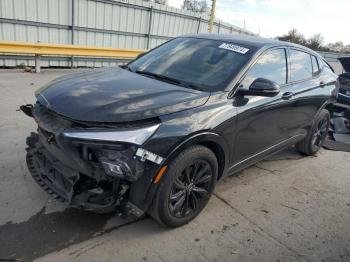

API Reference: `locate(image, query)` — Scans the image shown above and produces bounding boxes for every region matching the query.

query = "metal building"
[0,0,253,67]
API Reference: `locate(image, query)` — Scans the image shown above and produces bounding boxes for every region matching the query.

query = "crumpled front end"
[23,103,163,215]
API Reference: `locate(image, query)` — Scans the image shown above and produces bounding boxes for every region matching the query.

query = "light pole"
[208,0,216,33]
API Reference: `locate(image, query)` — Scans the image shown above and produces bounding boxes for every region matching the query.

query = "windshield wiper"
[135,70,181,84]
[135,70,203,91]
[119,64,133,72]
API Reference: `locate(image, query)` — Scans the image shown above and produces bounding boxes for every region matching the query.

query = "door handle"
[320,81,326,87]
[282,92,294,100]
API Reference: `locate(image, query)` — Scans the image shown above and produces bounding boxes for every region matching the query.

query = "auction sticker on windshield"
[219,43,249,54]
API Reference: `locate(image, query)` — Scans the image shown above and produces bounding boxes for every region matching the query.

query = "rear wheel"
[296,109,330,155]
[149,145,218,227]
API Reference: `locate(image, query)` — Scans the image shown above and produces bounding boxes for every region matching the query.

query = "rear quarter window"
[322,59,335,72]
[289,49,313,82]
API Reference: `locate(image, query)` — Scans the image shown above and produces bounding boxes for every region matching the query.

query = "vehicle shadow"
[265,146,304,161]
[0,206,147,261]
[0,147,303,262]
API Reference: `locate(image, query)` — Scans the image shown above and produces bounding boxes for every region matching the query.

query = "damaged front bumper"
[23,103,163,215]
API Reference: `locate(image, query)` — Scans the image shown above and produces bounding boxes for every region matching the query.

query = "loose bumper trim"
[26,133,77,203]
[25,132,122,213]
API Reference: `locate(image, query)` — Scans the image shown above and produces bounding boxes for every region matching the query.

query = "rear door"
[284,48,327,137]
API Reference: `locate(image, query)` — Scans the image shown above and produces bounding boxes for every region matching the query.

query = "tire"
[296,109,330,156]
[149,145,218,227]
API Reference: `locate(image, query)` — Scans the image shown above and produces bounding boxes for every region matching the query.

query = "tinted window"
[311,55,319,75]
[317,57,323,69]
[290,49,313,82]
[240,48,287,88]
[321,59,334,72]
[129,37,257,92]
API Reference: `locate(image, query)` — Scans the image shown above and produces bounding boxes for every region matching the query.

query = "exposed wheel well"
[199,141,226,180]
[324,103,335,113]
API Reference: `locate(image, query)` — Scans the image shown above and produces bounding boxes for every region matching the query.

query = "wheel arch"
[164,132,229,180]
[323,102,336,114]
[314,101,334,124]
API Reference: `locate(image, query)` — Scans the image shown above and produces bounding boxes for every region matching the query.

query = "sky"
[167,0,349,45]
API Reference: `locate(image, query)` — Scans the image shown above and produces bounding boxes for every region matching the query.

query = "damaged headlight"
[62,124,160,145]
[101,161,132,177]
[98,148,141,180]
[61,124,161,181]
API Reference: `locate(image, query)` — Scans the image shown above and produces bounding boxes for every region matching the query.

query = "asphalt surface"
[0,69,350,262]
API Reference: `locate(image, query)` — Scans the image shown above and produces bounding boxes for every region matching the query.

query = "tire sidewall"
[308,109,330,154]
[155,146,218,227]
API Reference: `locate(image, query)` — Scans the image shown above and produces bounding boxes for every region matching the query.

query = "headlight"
[62,124,160,181]
[101,160,133,178]
[62,124,160,145]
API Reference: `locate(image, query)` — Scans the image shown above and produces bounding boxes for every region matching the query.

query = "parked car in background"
[21,34,338,227]
[336,57,350,108]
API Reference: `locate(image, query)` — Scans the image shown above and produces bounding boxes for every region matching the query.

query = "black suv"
[23,34,338,227]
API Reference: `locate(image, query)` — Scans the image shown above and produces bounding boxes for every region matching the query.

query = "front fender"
[163,131,229,175]
[131,131,230,213]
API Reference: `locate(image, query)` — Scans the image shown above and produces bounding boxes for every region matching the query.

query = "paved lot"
[0,69,350,262]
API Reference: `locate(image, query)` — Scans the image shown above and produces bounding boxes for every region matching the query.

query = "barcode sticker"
[219,43,249,54]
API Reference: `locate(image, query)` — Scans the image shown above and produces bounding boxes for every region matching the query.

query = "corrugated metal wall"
[0,0,253,68]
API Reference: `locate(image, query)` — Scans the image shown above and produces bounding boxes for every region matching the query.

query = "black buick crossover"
[22,34,338,227]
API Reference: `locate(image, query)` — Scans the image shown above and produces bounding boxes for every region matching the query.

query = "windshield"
[128,37,257,92]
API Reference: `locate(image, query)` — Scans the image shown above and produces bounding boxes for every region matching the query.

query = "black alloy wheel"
[168,160,212,218]
[311,117,329,151]
[149,145,218,227]
[296,109,330,156]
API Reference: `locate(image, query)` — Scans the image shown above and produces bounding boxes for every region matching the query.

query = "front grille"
[26,132,79,202]
[32,103,104,179]
[32,102,76,133]
[38,127,57,147]
[26,132,121,213]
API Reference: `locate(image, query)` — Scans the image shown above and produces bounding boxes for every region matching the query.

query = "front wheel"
[149,145,218,227]
[296,109,330,156]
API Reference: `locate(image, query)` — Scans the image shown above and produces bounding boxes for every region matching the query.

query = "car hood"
[35,67,210,123]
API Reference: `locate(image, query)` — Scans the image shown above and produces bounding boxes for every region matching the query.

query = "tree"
[277,29,348,53]
[277,29,327,51]
[307,34,324,50]
[333,41,344,52]
[182,0,208,14]
[345,45,350,53]
[277,28,306,45]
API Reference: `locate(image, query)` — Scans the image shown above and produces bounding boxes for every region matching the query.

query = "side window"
[289,49,313,82]
[311,55,320,76]
[317,57,324,70]
[321,59,334,72]
[240,48,287,88]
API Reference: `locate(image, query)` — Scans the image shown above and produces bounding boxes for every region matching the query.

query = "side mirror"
[238,78,280,97]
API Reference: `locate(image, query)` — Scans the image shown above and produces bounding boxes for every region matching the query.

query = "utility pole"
[208,0,216,33]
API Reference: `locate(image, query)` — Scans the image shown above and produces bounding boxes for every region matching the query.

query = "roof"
[183,33,316,54]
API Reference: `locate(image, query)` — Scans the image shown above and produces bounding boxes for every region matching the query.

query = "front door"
[231,48,295,166]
